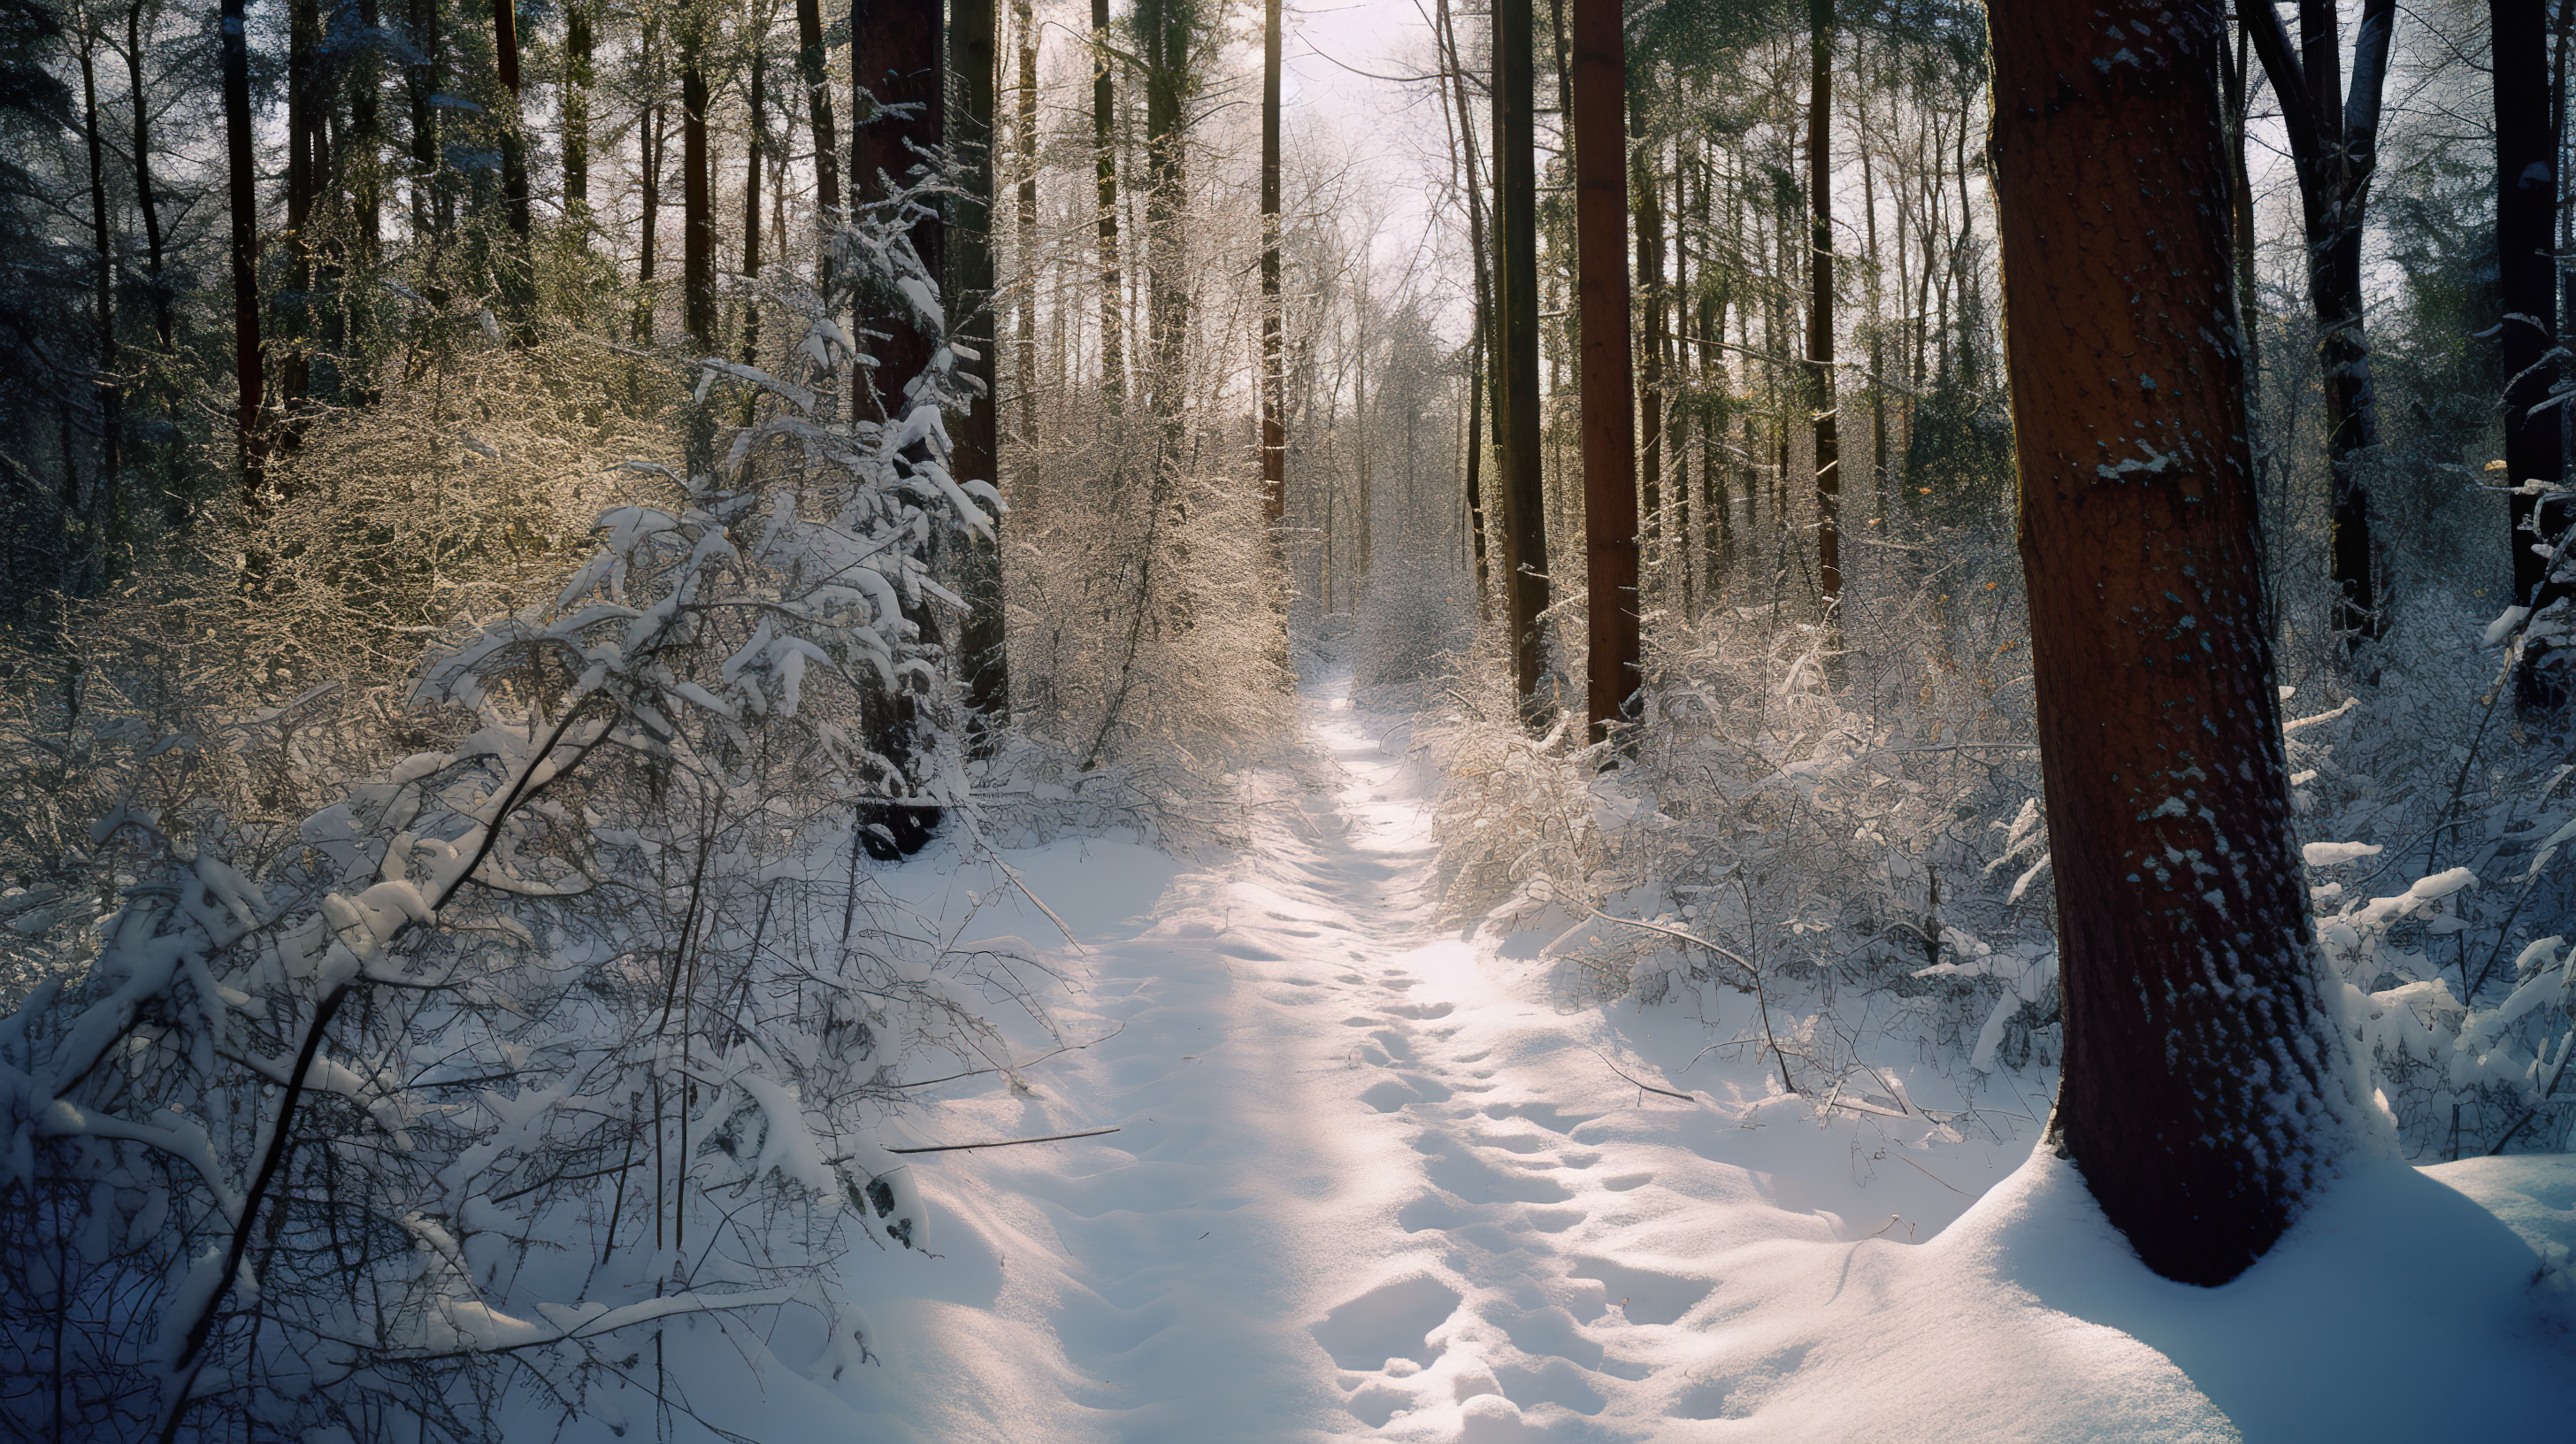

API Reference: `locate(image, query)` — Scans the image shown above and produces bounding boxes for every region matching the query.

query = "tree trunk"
[2495,0,2570,702]
[637,96,660,343]
[794,0,840,296]
[125,0,170,350]
[1806,0,1840,623]
[954,0,1009,742]
[492,0,532,331]
[222,0,264,493]
[1494,0,1552,723]
[681,42,714,350]
[855,0,943,420]
[565,3,593,218]
[1572,0,1638,745]
[1438,0,1497,614]
[1261,0,1284,526]
[852,0,946,854]
[2243,0,2394,656]
[1991,0,2355,1287]
[743,49,765,364]
[280,0,321,420]
[1635,127,1665,557]
[1138,0,1193,413]
[1091,0,1124,403]
[77,12,119,523]
[1015,0,1039,442]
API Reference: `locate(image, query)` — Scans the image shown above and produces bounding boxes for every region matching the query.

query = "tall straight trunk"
[1138,0,1193,413]
[1261,0,1284,525]
[349,0,381,261]
[2244,0,2393,653]
[125,0,170,349]
[1572,0,1639,744]
[221,0,264,491]
[855,0,943,419]
[281,0,322,419]
[1635,127,1665,552]
[1699,152,1729,585]
[1015,0,1039,441]
[681,42,714,350]
[637,97,661,342]
[1356,268,1373,587]
[954,0,1008,739]
[78,12,119,506]
[743,50,765,364]
[794,0,840,294]
[2220,27,2259,388]
[1806,0,1840,619]
[1993,0,2353,1287]
[1091,0,1124,403]
[1438,0,1496,611]
[409,0,446,313]
[1467,319,1491,609]
[493,0,533,333]
[851,0,947,854]
[2497,0,2571,700]
[1493,0,1552,722]
[565,4,593,217]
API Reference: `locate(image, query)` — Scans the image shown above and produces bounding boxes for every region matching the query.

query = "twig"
[1586,1047,1695,1102]
[886,1125,1121,1155]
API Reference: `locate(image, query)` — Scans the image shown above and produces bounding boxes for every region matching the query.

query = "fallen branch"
[1587,1048,1694,1102]
[885,1125,1122,1155]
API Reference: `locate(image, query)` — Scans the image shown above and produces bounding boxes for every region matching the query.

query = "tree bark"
[565,2,593,217]
[493,0,533,334]
[1438,0,1496,612]
[2242,0,2394,656]
[744,48,765,364]
[1138,0,1193,413]
[681,40,715,350]
[77,9,119,516]
[1092,0,1124,403]
[851,0,947,854]
[280,0,321,419]
[1261,0,1284,526]
[1015,0,1039,441]
[221,0,264,493]
[124,0,169,350]
[1806,0,1840,622]
[855,0,944,421]
[2495,0,2570,703]
[1572,0,1637,745]
[794,0,840,295]
[1494,0,1552,723]
[954,0,1009,742]
[1991,0,2355,1287]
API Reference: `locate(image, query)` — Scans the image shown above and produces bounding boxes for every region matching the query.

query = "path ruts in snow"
[822,674,2575,1444]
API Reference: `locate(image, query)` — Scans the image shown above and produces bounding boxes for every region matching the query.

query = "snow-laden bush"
[0,170,1036,1441]
[1427,557,2051,1091]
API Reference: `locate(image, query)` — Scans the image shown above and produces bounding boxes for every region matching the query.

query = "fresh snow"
[583,675,2576,1442]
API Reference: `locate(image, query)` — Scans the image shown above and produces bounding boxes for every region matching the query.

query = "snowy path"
[806,674,2576,1444]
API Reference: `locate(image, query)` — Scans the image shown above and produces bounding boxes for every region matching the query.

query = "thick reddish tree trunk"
[1990,0,2356,1287]
[1570,0,1638,744]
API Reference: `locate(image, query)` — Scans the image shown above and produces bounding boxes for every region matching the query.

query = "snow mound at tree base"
[1662,1150,2572,1442]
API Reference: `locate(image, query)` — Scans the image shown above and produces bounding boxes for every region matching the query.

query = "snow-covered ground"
[621,674,2576,1442]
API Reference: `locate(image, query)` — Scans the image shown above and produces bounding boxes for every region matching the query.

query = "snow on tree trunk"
[1989,0,2363,1287]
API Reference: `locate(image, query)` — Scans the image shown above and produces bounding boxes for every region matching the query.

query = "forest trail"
[838,672,2012,1442]
[817,672,2574,1444]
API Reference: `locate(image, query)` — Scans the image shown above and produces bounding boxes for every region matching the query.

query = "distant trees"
[1991,0,2356,1286]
